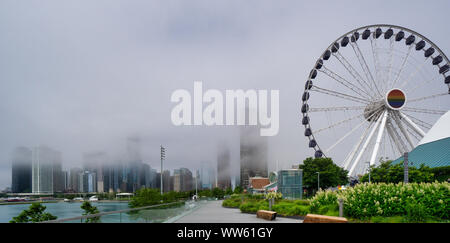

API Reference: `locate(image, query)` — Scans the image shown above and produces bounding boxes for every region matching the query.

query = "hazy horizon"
[1,0,449,189]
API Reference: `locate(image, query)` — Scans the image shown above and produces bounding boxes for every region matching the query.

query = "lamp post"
[316,172,320,191]
[160,145,165,195]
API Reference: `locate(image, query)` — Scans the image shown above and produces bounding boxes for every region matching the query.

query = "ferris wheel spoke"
[386,121,407,155]
[333,51,374,98]
[319,66,370,99]
[309,106,365,112]
[385,38,395,93]
[350,41,382,97]
[400,112,433,130]
[398,111,426,137]
[312,113,364,134]
[406,74,444,95]
[310,85,371,104]
[391,44,414,88]
[407,93,448,103]
[325,108,381,154]
[399,57,431,89]
[401,107,446,115]
[348,111,384,176]
[386,126,401,157]
[370,36,382,91]
[391,111,415,149]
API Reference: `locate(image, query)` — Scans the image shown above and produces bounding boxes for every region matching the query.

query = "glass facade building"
[277,169,303,199]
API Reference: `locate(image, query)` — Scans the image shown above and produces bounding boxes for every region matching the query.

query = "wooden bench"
[303,214,348,223]
[256,210,277,221]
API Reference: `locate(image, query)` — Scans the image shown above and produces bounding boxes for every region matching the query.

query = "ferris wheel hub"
[385,89,407,110]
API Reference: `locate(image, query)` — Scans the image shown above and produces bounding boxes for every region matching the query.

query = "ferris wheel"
[301,24,450,177]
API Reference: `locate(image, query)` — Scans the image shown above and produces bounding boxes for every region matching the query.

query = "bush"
[310,182,450,220]
[405,202,427,223]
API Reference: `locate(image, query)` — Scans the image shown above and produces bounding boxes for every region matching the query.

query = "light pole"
[160,145,165,195]
[316,172,320,191]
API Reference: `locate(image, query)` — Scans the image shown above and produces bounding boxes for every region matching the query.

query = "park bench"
[256,210,277,221]
[303,214,348,223]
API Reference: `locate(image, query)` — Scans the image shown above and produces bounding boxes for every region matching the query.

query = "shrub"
[309,182,450,220]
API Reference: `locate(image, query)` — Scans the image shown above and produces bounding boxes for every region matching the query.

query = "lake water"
[0,201,198,223]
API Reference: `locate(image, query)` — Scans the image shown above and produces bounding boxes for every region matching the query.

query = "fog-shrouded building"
[79,170,97,193]
[32,146,62,194]
[200,162,215,189]
[217,145,231,189]
[173,168,193,192]
[240,125,268,189]
[83,151,107,193]
[69,168,82,193]
[11,147,32,193]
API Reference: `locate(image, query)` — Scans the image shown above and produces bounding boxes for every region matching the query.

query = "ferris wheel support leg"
[348,112,383,176]
[343,123,372,170]
[392,112,414,149]
[386,122,405,155]
[369,111,388,166]
[398,112,426,137]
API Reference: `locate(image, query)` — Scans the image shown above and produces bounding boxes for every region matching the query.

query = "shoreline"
[0,200,130,206]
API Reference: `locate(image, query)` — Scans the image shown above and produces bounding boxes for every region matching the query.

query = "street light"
[160,145,166,195]
[316,172,320,191]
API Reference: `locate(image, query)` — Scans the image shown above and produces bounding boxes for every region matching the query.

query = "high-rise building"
[83,151,107,193]
[79,170,97,193]
[240,125,268,189]
[217,145,231,189]
[32,146,62,194]
[11,147,32,193]
[200,162,215,189]
[69,168,82,192]
[173,168,193,192]
[162,170,171,193]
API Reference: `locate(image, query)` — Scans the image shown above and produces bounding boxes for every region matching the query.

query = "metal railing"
[39,201,184,223]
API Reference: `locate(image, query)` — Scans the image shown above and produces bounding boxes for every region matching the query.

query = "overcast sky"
[0,0,449,189]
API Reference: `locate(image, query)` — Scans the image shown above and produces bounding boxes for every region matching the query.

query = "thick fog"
[0,0,449,188]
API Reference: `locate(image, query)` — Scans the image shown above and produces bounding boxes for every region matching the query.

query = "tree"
[299,157,348,194]
[360,160,435,183]
[10,203,57,223]
[81,201,100,223]
[225,187,233,195]
[233,186,243,194]
[212,187,225,199]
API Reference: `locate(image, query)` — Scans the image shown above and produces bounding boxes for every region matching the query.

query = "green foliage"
[225,187,233,195]
[81,201,100,223]
[310,182,450,220]
[361,161,435,183]
[431,166,450,182]
[10,203,57,223]
[299,157,348,193]
[212,187,225,199]
[405,202,427,223]
[233,186,243,194]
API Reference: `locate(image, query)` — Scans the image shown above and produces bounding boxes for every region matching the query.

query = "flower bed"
[310,182,449,221]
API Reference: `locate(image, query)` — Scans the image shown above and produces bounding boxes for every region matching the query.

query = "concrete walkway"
[173,200,302,223]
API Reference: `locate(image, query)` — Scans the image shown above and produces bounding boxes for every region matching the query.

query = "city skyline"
[1,1,449,189]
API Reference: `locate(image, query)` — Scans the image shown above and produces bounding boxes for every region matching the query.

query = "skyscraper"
[11,147,32,193]
[69,168,82,193]
[32,146,62,194]
[173,168,193,192]
[217,145,231,189]
[240,125,268,189]
[200,162,215,189]
[83,151,106,193]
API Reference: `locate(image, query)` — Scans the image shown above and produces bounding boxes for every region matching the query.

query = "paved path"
[173,200,302,223]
